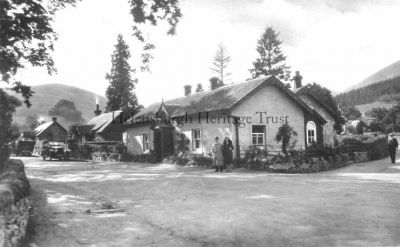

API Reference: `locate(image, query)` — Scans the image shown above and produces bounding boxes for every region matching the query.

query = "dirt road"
[21,157,400,246]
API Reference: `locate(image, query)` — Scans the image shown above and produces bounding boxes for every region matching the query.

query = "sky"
[14,0,400,107]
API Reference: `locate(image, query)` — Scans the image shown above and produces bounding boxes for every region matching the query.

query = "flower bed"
[162,154,213,167]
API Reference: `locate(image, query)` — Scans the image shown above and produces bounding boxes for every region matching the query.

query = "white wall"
[232,84,306,151]
[124,125,153,155]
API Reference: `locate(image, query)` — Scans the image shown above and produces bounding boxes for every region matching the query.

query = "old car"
[15,140,35,156]
[41,142,71,160]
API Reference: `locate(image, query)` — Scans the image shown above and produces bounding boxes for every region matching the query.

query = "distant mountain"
[335,76,400,116]
[11,83,107,129]
[346,60,400,91]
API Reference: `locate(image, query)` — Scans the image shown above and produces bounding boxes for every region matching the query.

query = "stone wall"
[0,159,30,247]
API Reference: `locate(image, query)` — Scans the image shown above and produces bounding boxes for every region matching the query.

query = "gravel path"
[20,156,400,247]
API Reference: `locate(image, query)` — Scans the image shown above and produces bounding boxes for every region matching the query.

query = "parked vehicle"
[41,142,71,160]
[15,140,35,156]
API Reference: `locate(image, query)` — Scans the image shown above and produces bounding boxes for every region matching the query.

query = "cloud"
[285,0,396,13]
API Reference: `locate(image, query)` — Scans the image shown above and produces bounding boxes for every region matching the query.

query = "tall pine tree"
[106,35,141,114]
[210,43,231,84]
[251,27,290,80]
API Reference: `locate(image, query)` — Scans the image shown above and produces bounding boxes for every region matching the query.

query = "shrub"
[191,154,213,167]
[275,124,297,154]
[162,154,190,166]
[120,152,157,163]
[341,135,388,160]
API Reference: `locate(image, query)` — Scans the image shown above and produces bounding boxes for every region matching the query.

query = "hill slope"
[347,60,400,91]
[12,84,107,128]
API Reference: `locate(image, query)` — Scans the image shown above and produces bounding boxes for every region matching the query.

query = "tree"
[195,83,204,93]
[343,106,362,119]
[370,121,386,133]
[365,107,389,122]
[275,124,297,155]
[106,35,142,114]
[1,0,182,168]
[0,89,21,168]
[25,114,39,131]
[48,99,85,123]
[210,43,231,84]
[355,121,366,135]
[250,27,290,80]
[306,83,346,133]
[209,77,223,90]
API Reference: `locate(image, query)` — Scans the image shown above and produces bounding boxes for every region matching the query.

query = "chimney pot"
[94,103,102,116]
[184,85,192,96]
[52,117,57,122]
[293,71,303,89]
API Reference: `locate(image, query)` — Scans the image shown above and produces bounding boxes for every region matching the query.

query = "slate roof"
[34,121,67,137]
[130,76,326,123]
[295,85,341,119]
[87,110,122,133]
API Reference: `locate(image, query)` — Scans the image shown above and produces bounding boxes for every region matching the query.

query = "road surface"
[19,156,400,247]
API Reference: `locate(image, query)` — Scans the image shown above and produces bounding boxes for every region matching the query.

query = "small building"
[34,117,68,142]
[33,117,68,155]
[79,110,124,142]
[71,100,125,142]
[123,76,327,161]
[295,84,341,146]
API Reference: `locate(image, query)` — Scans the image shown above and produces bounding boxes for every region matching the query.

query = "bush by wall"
[120,152,157,163]
[162,154,213,167]
[0,159,30,247]
[341,135,389,161]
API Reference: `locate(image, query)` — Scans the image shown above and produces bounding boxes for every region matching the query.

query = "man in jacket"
[388,133,398,164]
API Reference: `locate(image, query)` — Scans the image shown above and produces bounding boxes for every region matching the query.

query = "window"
[252,125,265,145]
[192,129,201,149]
[306,121,317,145]
[142,133,149,151]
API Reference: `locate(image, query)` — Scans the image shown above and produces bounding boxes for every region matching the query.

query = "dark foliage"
[305,82,345,133]
[106,35,142,114]
[48,99,85,123]
[343,106,362,119]
[275,124,297,154]
[25,114,39,131]
[335,76,400,109]
[355,121,367,135]
[250,27,290,80]
[365,107,389,121]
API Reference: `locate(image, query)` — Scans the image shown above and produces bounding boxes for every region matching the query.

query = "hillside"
[346,60,400,91]
[335,75,400,114]
[12,84,107,128]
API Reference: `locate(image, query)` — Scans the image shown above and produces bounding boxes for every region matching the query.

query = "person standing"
[223,137,234,172]
[388,133,398,164]
[211,136,223,172]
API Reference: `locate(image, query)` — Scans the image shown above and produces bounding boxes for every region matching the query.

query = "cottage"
[34,117,68,142]
[73,102,124,142]
[295,83,341,146]
[123,76,328,161]
[86,110,123,141]
[33,117,68,155]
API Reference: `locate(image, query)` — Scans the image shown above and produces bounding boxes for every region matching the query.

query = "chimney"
[184,85,192,96]
[52,117,57,122]
[293,71,303,89]
[209,77,222,90]
[94,98,102,116]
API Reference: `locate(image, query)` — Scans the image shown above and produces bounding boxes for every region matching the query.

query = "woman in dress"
[223,137,234,172]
